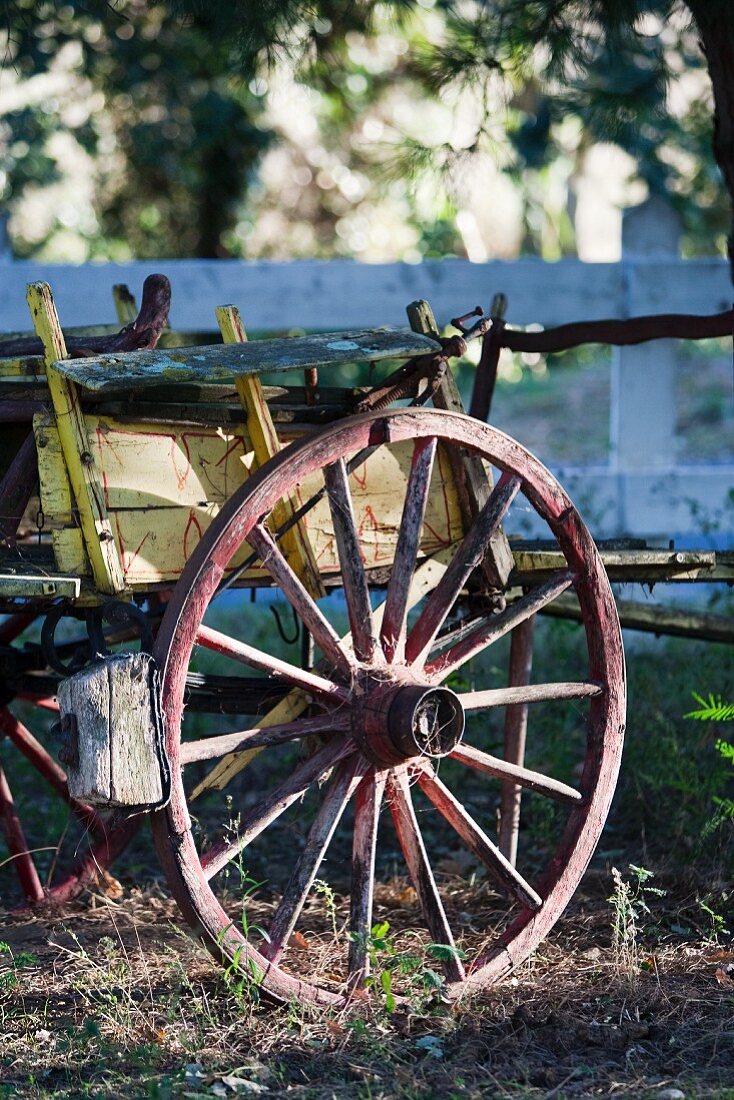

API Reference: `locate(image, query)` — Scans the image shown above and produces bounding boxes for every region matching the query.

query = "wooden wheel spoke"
[426,571,573,680]
[348,769,387,988]
[417,768,543,911]
[0,709,105,837]
[380,437,438,663]
[405,472,522,665]
[460,680,602,710]
[180,711,351,765]
[387,770,465,982]
[195,623,350,702]
[201,737,355,881]
[264,756,366,964]
[450,743,582,805]
[324,457,378,663]
[0,764,45,904]
[247,521,353,677]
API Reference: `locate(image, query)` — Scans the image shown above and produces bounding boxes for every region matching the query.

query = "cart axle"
[354,680,465,766]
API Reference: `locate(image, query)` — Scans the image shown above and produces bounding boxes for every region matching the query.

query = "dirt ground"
[1,866,732,1100]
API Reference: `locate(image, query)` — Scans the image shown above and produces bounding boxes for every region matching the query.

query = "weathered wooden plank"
[2,259,729,332]
[36,413,463,585]
[0,571,80,599]
[52,328,440,393]
[58,653,166,807]
[511,546,718,583]
[58,663,111,804]
[541,590,734,644]
[27,282,126,595]
[217,304,324,600]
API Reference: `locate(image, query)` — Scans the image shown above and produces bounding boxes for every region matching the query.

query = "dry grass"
[1,867,732,1100]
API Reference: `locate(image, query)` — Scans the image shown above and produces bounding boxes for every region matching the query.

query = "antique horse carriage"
[0,275,730,1006]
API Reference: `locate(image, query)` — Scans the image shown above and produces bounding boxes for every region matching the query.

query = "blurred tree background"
[0,1,729,264]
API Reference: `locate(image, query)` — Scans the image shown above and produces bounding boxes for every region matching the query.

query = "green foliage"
[686,693,734,722]
[2,0,731,261]
[686,693,734,837]
[2,2,272,258]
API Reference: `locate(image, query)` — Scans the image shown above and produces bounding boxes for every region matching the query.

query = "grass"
[1,619,732,1097]
[1,875,733,1098]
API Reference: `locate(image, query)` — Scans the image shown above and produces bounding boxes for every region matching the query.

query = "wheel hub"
[353,679,465,767]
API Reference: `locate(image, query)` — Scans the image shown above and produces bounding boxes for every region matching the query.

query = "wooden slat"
[26,282,126,595]
[324,457,378,663]
[265,756,364,964]
[0,571,81,599]
[2,259,729,332]
[50,328,440,392]
[387,769,465,982]
[407,298,514,589]
[348,769,386,987]
[380,436,437,663]
[216,304,324,600]
[451,743,582,805]
[511,547,719,583]
[417,767,543,911]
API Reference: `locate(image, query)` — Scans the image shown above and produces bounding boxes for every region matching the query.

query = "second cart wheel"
[152,408,625,1006]
[0,612,139,908]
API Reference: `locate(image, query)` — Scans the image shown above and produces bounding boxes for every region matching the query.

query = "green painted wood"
[52,329,441,392]
[0,571,81,599]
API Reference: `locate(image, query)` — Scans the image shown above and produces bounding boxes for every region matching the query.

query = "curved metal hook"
[270,603,300,645]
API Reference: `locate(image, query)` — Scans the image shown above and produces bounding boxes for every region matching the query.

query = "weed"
[216,869,268,1005]
[313,878,340,942]
[608,864,666,979]
[687,693,734,838]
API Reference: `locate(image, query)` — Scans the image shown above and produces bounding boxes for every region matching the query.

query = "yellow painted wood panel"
[27,281,126,595]
[37,415,464,587]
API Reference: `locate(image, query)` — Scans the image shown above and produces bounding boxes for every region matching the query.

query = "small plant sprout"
[313,879,340,942]
[608,865,666,979]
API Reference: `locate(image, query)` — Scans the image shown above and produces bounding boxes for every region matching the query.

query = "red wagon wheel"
[0,613,138,908]
[153,408,625,1006]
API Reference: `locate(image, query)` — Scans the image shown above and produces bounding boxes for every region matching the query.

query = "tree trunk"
[687,1,734,284]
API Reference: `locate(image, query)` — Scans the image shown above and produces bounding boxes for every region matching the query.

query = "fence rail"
[1,205,732,540]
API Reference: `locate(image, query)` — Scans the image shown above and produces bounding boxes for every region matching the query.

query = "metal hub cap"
[354,681,465,766]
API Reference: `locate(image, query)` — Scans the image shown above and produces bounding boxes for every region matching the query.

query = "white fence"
[1,200,732,540]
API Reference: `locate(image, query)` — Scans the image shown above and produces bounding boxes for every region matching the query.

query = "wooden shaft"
[26,281,126,595]
[0,764,45,904]
[215,304,324,599]
[498,616,535,866]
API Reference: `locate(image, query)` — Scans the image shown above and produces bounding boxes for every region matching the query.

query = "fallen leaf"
[714,967,734,988]
[219,1076,268,1095]
[395,885,417,907]
[327,1020,346,1037]
[288,931,310,951]
[98,871,124,900]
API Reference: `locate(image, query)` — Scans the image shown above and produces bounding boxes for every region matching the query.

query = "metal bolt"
[81,451,94,466]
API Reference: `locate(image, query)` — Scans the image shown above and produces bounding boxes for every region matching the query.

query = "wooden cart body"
[0,279,729,1008]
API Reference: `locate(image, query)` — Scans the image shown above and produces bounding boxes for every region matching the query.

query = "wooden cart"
[0,278,728,1006]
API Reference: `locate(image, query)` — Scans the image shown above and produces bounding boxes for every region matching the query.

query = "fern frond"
[685,693,734,722]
